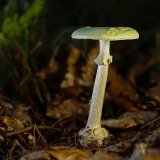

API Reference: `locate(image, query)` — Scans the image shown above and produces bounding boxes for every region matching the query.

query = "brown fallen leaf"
[48,146,92,160]
[19,150,50,160]
[104,67,140,111]
[141,149,160,160]
[102,111,158,130]
[93,150,123,160]
[108,67,139,102]
[121,111,158,125]
[103,141,132,153]
[46,99,88,119]
[2,116,24,132]
[102,118,138,129]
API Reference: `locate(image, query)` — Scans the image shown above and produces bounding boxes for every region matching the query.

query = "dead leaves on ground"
[1,43,160,160]
[19,145,160,160]
[36,43,160,114]
[20,147,92,160]
[102,111,158,129]
[46,99,89,119]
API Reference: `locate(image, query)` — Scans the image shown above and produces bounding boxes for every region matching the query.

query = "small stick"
[6,125,60,137]
[34,124,47,144]
[140,116,160,129]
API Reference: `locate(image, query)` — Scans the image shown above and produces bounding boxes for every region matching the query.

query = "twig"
[140,116,160,129]
[34,124,47,144]
[6,125,60,137]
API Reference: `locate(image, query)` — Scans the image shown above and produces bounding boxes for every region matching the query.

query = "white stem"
[86,40,111,129]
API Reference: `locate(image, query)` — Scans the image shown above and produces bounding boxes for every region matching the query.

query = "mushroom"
[72,27,139,147]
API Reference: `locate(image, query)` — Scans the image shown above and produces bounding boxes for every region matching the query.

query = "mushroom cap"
[72,27,139,41]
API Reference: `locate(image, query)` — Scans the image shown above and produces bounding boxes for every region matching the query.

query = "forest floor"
[0,40,160,160]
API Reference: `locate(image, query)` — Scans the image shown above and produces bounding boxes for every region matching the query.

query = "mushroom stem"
[87,40,112,129]
[87,65,109,128]
[78,40,111,147]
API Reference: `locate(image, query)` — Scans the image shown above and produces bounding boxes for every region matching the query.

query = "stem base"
[78,127,109,147]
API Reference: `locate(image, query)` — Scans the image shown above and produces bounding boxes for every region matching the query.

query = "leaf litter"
[0,42,160,160]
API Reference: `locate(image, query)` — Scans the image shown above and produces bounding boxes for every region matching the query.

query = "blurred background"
[1,1,160,159]
[0,0,160,108]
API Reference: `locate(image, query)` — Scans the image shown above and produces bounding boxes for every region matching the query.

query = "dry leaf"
[93,150,123,160]
[141,149,160,160]
[108,67,139,102]
[48,146,92,160]
[121,111,158,125]
[46,99,88,119]
[102,110,158,130]
[102,118,138,129]
[2,116,24,132]
[103,141,132,153]
[19,150,50,160]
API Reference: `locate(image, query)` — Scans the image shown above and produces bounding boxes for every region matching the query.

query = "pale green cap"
[72,27,139,41]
